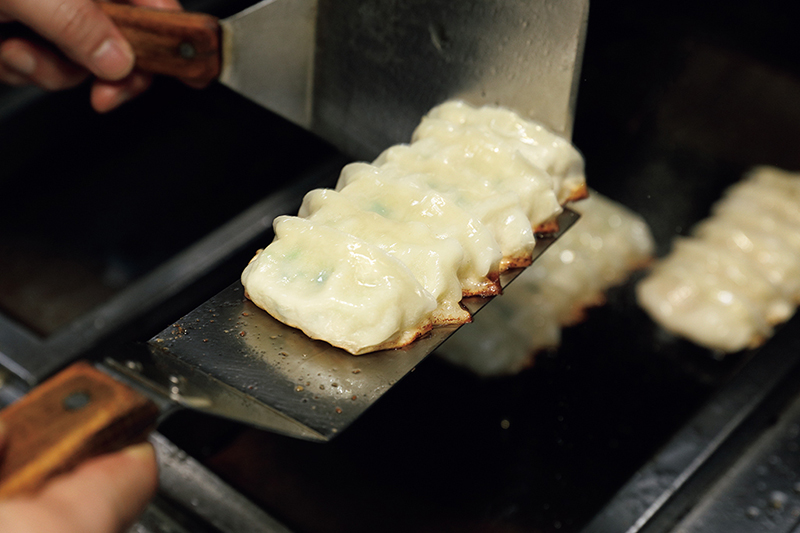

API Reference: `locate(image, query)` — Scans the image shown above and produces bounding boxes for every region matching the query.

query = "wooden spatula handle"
[0,361,159,499]
[98,2,221,85]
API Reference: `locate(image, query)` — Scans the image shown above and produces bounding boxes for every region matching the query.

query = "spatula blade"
[107,209,578,442]
[218,0,317,128]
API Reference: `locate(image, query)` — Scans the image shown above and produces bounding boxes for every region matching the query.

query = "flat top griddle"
[1,0,799,530]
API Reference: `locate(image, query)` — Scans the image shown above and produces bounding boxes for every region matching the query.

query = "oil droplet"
[335,407,342,414]
[295,386,304,392]
[770,491,788,509]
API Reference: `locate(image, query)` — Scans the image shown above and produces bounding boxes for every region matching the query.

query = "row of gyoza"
[242,100,587,354]
[637,166,800,353]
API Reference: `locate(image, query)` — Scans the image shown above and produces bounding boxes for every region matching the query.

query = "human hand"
[0,421,159,533]
[0,0,184,111]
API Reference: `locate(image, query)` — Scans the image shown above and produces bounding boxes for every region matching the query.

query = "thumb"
[6,0,134,80]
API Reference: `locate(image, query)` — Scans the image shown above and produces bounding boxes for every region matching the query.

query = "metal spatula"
[107,209,580,442]
[0,0,587,497]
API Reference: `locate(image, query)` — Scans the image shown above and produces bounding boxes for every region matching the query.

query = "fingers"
[0,0,196,109]
[0,442,159,533]
[0,38,88,90]
[130,0,183,9]
[90,70,152,112]
[2,0,134,81]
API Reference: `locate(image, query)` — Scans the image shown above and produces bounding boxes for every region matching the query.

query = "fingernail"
[122,441,155,461]
[1,45,36,76]
[91,38,134,80]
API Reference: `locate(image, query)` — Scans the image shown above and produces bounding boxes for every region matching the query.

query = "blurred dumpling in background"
[637,166,800,353]
[437,191,655,377]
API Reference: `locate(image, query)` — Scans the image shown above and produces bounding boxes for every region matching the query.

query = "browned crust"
[534,219,560,234]
[500,255,533,271]
[565,182,589,203]
[430,307,472,326]
[461,270,502,297]
[247,249,263,264]
[349,322,435,355]
[256,299,436,356]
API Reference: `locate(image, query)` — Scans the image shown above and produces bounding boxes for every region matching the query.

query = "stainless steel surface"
[0,158,344,387]
[109,209,579,442]
[581,315,800,533]
[668,387,800,533]
[216,0,588,159]
[219,0,317,128]
[311,0,589,158]
[138,432,294,533]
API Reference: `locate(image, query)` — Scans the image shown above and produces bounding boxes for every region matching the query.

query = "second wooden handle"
[0,361,160,499]
[99,2,221,85]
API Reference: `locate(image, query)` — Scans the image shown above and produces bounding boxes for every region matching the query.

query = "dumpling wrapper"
[396,118,562,227]
[417,100,588,204]
[438,190,654,376]
[636,238,791,353]
[375,141,539,269]
[335,162,502,297]
[241,216,437,355]
[694,216,800,301]
[298,188,470,325]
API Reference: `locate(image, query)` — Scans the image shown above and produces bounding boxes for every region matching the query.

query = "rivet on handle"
[179,42,197,59]
[62,391,92,411]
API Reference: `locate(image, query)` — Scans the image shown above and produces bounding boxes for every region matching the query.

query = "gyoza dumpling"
[336,162,502,297]
[636,238,792,353]
[417,100,588,204]
[694,216,800,301]
[437,190,654,377]
[523,193,655,324]
[241,216,437,355]
[298,188,470,325]
[380,127,562,232]
[374,141,539,269]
